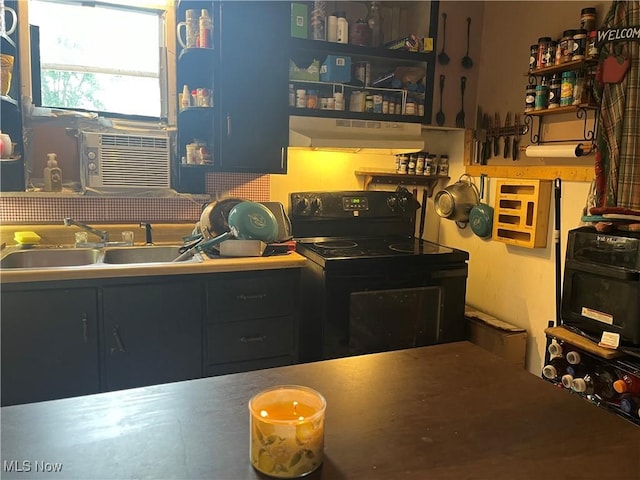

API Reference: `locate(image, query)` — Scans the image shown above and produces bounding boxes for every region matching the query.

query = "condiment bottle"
[336,12,348,44]
[43,153,62,192]
[198,9,212,48]
[572,29,587,61]
[560,71,575,106]
[580,7,597,32]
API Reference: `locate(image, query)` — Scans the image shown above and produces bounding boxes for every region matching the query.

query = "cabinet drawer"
[207,271,296,322]
[206,355,295,377]
[207,316,295,363]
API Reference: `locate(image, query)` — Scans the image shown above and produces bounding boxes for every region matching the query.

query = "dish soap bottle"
[43,152,62,192]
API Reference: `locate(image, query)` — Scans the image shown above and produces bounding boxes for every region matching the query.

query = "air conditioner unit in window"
[80,131,171,189]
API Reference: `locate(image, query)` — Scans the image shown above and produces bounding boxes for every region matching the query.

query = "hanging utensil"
[419,188,428,239]
[435,74,445,126]
[503,112,511,159]
[469,174,494,239]
[437,13,450,65]
[493,112,500,157]
[461,17,473,69]
[455,76,466,128]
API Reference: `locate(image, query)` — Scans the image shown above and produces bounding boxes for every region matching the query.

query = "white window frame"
[18,0,177,125]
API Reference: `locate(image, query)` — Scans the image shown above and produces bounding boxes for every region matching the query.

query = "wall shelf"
[465,164,595,182]
[355,170,449,194]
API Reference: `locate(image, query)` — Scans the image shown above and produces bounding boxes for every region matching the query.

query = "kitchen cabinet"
[1,288,100,406]
[175,1,289,193]
[102,279,203,392]
[287,1,438,125]
[204,269,299,375]
[0,0,25,192]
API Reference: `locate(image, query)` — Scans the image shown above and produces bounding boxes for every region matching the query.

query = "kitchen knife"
[503,112,511,159]
[493,112,500,157]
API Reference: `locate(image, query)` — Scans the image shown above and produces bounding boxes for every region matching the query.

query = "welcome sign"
[597,26,640,43]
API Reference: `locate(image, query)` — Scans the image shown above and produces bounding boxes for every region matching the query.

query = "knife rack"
[492,179,551,248]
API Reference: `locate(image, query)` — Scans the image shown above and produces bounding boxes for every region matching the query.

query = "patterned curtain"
[595,0,640,210]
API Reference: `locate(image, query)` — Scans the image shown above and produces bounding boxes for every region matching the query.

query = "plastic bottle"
[43,153,62,192]
[327,14,338,42]
[367,1,382,47]
[336,12,348,44]
[181,84,190,109]
[613,373,640,395]
[199,9,212,48]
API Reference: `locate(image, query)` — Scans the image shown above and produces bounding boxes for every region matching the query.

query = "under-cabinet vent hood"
[289,116,424,154]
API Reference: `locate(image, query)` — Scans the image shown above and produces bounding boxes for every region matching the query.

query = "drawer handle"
[237,293,267,301]
[111,325,126,354]
[240,335,267,343]
[81,313,88,343]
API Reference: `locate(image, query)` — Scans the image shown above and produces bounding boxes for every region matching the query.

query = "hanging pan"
[469,174,494,238]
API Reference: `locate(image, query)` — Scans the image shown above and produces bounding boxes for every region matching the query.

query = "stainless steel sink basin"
[101,246,184,264]
[0,248,102,269]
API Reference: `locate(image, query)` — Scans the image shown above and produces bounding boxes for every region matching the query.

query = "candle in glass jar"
[249,385,326,478]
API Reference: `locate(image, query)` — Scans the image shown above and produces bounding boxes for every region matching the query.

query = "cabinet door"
[217,1,289,173]
[103,280,203,392]
[1,288,100,406]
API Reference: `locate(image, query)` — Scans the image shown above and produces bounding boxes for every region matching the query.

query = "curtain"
[595,0,640,211]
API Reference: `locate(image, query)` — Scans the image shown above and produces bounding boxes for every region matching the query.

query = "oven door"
[316,265,468,360]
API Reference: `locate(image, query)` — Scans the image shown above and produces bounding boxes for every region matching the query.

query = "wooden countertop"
[1,342,637,479]
[0,251,307,284]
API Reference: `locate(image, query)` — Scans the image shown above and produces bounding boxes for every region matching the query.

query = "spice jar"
[541,40,556,68]
[548,73,561,109]
[307,90,319,109]
[572,29,587,61]
[559,30,576,64]
[580,7,597,32]
[535,84,549,110]
[587,30,598,59]
[529,44,539,71]
[560,71,575,106]
[525,84,536,112]
[536,37,553,69]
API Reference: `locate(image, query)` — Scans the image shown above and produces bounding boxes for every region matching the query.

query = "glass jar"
[536,37,553,69]
[307,90,319,109]
[572,29,587,61]
[580,7,597,32]
[525,84,536,112]
[529,44,539,71]
[548,73,561,109]
[559,30,576,63]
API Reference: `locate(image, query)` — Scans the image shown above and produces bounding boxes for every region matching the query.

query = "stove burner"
[314,240,358,249]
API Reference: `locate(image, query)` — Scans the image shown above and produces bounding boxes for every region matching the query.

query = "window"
[29,0,167,118]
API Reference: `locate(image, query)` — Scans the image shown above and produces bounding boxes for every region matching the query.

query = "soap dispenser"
[43,153,62,192]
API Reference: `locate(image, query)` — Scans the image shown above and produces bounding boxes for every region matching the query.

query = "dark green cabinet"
[1,288,100,406]
[205,269,299,375]
[102,280,203,391]
[175,1,289,193]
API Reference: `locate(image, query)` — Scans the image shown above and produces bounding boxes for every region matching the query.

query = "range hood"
[289,115,424,154]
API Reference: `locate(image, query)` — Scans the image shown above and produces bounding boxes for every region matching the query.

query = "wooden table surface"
[1,342,638,479]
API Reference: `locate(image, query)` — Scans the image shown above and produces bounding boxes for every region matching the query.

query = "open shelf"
[355,170,449,193]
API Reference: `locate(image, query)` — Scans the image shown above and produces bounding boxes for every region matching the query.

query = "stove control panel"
[290,191,416,218]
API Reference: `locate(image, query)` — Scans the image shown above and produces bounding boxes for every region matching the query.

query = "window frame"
[23,0,175,124]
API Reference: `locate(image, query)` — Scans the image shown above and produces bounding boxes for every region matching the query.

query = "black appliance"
[562,226,640,347]
[290,190,470,362]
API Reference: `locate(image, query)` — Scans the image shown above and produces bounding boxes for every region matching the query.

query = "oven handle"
[566,259,639,281]
[330,267,468,282]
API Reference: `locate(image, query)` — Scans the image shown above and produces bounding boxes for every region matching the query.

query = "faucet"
[140,222,153,245]
[63,218,109,244]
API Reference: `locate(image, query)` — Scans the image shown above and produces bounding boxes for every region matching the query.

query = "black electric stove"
[289,190,470,362]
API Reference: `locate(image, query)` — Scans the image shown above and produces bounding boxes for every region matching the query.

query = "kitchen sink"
[101,246,184,264]
[0,248,102,269]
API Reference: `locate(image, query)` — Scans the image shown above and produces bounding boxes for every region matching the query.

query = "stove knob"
[387,196,398,211]
[293,197,309,214]
[309,198,321,213]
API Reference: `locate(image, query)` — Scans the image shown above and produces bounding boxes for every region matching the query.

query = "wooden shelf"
[525,58,598,77]
[355,170,448,193]
[525,103,598,117]
[289,37,434,63]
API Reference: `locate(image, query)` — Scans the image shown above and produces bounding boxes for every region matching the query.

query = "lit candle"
[249,385,326,478]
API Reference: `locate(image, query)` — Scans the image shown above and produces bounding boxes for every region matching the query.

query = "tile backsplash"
[0,173,269,224]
